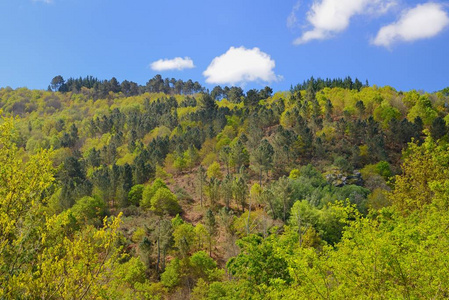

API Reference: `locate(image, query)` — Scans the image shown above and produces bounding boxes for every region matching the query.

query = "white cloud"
[373,3,449,48]
[150,57,195,71]
[203,46,282,85]
[293,0,396,44]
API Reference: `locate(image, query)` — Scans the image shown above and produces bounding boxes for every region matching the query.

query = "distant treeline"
[49,75,372,100]
[291,76,369,93]
[48,74,205,97]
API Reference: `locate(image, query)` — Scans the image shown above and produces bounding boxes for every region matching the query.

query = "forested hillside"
[1,75,449,299]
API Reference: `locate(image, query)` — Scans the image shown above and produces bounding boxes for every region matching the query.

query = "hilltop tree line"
[291,76,369,93]
[49,74,205,97]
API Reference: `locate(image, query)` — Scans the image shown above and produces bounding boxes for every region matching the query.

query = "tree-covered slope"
[1,75,449,299]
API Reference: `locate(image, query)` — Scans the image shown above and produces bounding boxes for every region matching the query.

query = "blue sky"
[0,0,448,92]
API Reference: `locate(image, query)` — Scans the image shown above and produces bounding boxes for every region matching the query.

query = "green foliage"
[128,184,144,206]
[191,278,209,300]
[161,251,222,292]
[155,165,172,180]
[71,195,106,225]
[150,188,181,216]
[288,200,360,246]
[114,256,147,286]
[230,138,249,171]
[171,214,184,228]
[288,168,300,179]
[0,115,124,298]
[160,258,181,289]
[373,102,401,128]
[173,223,195,258]
[3,77,449,298]
[232,175,248,211]
[333,156,353,173]
[204,209,217,255]
[233,209,272,237]
[375,160,392,179]
[390,137,449,213]
[250,139,274,184]
[227,235,292,291]
[173,152,188,172]
[189,250,221,282]
[219,134,449,299]
[140,178,180,215]
[185,145,200,168]
[430,116,448,140]
[407,94,438,125]
[141,178,168,209]
[207,161,223,179]
[289,200,319,229]
[132,227,146,243]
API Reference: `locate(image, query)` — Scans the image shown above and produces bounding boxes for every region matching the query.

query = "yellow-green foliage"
[173,152,188,172]
[318,87,360,114]
[169,126,183,139]
[390,137,449,213]
[200,138,218,166]
[71,195,106,225]
[233,209,271,237]
[82,132,112,152]
[219,125,237,141]
[279,108,296,128]
[216,135,231,152]
[143,126,171,144]
[366,188,390,210]
[194,223,208,251]
[316,125,336,141]
[373,101,401,128]
[402,89,421,108]
[217,98,244,110]
[289,168,300,179]
[207,161,223,179]
[141,179,180,216]
[250,183,262,199]
[141,178,168,209]
[407,94,438,125]
[269,91,289,105]
[132,227,147,243]
[215,137,449,299]
[0,115,123,299]
[177,106,198,119]
[116,151,135,166]
[3,81,449,298]
[156,165,172,180]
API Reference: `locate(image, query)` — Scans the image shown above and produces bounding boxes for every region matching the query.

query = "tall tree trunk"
[283,196,287,223]
[297,211,302,247]
[267,197,276,220]
[209,237,212,257]
[200,176,203,207]
[156,219,161,275]
[162,248,166,270]
[246,196,251,235]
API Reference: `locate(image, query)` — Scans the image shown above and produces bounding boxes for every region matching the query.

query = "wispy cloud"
[203,46,282,86]
[32,0,53,4]
[287,1,301,29]
[373,3,449,48]
[293,0,396,44]
[150,57,195,71]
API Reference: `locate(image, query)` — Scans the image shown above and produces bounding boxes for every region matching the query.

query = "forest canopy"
[1,75,449,299]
